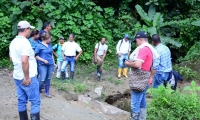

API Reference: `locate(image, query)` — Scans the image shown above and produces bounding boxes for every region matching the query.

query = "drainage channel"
[104,89,131,112]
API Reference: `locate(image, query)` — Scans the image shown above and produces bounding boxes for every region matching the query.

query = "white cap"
[17,20,35,29]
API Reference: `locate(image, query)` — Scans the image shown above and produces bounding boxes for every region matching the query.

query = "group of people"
[9,20,172,120]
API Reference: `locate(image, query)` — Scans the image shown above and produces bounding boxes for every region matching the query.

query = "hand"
[74,57,78,61]
[94,59,98,63]
[148,77,153,84]
[63,56,66,61]
[43,60,48,64]
[22,77,31,86]
[54,63,57,68]
[55,54,58,58]
[118,53,122,57]
[124,60,130,66]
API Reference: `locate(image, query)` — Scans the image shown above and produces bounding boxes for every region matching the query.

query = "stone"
[94,87,103,96]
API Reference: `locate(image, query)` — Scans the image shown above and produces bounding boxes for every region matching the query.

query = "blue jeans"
[14,76,40,114]
[118,54,128,68]
[153,72,169,88]
[131,86,149,113]
[61,57,75,72]
[38,64,54,90]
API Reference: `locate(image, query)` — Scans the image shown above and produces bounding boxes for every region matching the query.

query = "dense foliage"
[147,81,200,120]
[0,0,200,62]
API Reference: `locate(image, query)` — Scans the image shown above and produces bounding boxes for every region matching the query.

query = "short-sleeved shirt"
[116,39,131,54]
[137,47,153,71]
[53,43,64,62]
[153,44,172,73]
[34,43,54,65]
[95,43,108,56]
[62,41,82,56]
[28,37,40,50]
[9,36,37,80]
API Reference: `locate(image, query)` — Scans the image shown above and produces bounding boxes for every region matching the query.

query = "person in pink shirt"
[125,31,159,120]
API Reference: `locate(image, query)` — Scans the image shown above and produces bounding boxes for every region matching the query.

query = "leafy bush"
[173,64,197,80]
[178,42,200,61]
[147,82,200,120]
[0,58,13,69]
[0,0,137,62]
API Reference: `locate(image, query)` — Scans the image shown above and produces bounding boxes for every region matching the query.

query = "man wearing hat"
[9,21,40,120]
[151,34,172,88]
[116,34,131,78]
[53,36,69,81]
[125,31,159,120]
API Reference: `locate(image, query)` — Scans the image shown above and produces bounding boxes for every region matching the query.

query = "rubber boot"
[70,72,74,84]
[39,81,44,93]
[19,110,28,120]
[61,71,66,83]
[139,108,146,120]
[30,112,40,120]
[123,68,129,78]
[44,85,51,98]
[117,68,122,78]
[131,112,140,120]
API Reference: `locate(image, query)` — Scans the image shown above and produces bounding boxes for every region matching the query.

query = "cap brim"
[30,26,35,29]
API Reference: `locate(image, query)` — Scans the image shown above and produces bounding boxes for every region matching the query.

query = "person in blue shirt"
[38,22,52,42]
[151,34,172,88]
[29,30,40,50]
[35,32,55,98]
[53,36,69,81]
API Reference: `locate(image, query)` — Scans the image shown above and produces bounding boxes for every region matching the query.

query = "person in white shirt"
[94,37,108,81]
[116,34,131,78]
[9,21,40,120]
[61,33,83,83]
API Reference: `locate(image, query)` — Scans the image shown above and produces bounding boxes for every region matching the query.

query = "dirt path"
[0,69,129,120]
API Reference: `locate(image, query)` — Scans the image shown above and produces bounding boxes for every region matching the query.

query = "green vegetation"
[173,65,198,80]
[0,0,199,63]
[147,81,200,120]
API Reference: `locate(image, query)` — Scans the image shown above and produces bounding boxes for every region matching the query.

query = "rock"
[86,92,101,100]
[94,87,103,96]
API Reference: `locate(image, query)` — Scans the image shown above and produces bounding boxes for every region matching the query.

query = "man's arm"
[21,56,31,86]
[94,48,98,62]
[10,57,12,62]
[53,51,58,58]
[125,60,143,69]
[75,50,83,60]
[116,40,121,57]
[102,50,107,61]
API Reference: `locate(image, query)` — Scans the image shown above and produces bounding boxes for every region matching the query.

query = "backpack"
[119,39,131,52]
[53,44,59,52]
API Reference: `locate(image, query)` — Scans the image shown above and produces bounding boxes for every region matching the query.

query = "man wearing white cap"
[9,21,40,120]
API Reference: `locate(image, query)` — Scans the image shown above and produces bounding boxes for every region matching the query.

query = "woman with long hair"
[29,29,40,50]
[35,32,55,98]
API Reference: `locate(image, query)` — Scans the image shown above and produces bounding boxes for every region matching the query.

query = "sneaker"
[97,72,101,77]
[45,93,52,98]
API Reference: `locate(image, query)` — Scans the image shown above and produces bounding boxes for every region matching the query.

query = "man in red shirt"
[125,31,158,120]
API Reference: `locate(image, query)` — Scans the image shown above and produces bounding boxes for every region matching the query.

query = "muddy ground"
[1,61,199,120]
[0,69,129,120]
